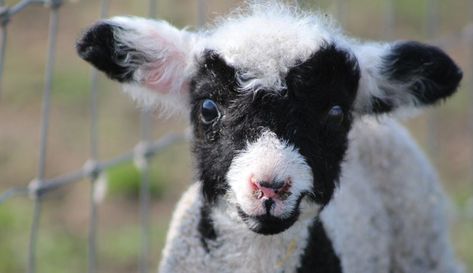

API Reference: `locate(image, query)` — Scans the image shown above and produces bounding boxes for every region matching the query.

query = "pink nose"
[251,178,291,199]
[259,185,278,198]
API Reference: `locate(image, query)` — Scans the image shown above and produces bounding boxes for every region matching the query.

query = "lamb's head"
[76,3,462,235]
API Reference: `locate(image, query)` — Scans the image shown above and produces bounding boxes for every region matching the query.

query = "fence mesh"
[0,0,472,272]
[0,1,188,273]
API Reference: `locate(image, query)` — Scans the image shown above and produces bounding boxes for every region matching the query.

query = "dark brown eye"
[201,99,220,124]
[327,105,344,124]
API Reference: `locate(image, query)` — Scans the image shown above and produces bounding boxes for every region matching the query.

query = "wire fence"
[0,1,189,273]
[0,0,472,272]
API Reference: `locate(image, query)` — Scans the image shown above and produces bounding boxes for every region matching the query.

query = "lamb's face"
[76,3,462,235]
[190,46,359,234]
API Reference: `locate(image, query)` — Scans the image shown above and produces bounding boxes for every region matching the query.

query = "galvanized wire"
[27,200,43,273]
[28,3,61,273]
[0,2,7,99]
[0,133,187,206]
[0,187,29,203]
[1,133,186,273]
[0,0,60,96]
[138,130,152,273]
[9,0,46,16]
[425,0,439,160]
[383,0,395,40]
[197,0,207,26]
[138,121,152,273]
[87,0,110,271]
[137,1,157,272]
[37,2,60,183]
[0,30,6,98]
[470,0,473,213]
[335,0,346,26]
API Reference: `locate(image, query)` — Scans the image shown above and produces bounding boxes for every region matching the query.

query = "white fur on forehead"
[199,2,341,92]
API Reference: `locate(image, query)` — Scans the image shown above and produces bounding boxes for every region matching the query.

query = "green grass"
[99,223,169,272]
[452,214,473,270]
[106,163,167,200]
[0,197,172,273]
[0,201,30,273]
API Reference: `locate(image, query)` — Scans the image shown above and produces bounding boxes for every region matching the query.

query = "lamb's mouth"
[237,207,300,235]
[236,194,306,235]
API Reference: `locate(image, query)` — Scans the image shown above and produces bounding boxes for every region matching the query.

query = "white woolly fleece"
[158,117,464,273]
[197,2,340,93]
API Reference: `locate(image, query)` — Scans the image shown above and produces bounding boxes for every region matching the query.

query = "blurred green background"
[0,0,472,272]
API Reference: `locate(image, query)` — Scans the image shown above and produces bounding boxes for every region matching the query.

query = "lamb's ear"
[76,16,196,113]
[352,41,462,114]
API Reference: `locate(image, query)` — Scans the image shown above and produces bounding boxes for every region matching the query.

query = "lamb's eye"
[327,105,344,124]
[201,99,220,124]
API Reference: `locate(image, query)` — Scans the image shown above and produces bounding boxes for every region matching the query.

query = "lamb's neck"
[197,199,338,273]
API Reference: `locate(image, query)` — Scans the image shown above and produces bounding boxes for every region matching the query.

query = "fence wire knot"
[0,6,10,26]
[28,179,43,200]
[83,159,101,181]
[134,141,151,170]
[44,0,62,9]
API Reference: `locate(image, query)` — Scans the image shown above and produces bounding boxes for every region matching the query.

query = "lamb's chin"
[237,206,300,235]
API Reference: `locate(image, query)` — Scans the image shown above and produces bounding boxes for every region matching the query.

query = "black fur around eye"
[201,99,220,124]
[327,105,344,124]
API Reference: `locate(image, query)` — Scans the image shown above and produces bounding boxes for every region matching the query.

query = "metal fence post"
[87,1,110,272]
[198,0,207,26]
[28,2,61,273]
[426,0,439,160]
[0,0,7,99]
[469,0,473,219]
[335,0,346,26]
[383,0,395,40]
[137,2,157,272]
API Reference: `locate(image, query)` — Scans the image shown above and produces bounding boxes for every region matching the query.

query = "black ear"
[77,22,137,82]
[380,41,463,111]
[353,41,463,114]
[75,16,196,111]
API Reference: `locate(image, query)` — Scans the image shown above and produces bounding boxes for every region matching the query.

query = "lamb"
[76,2,464,273]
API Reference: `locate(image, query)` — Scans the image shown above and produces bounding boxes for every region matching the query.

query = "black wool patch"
[198,200,218,252]
[380,41,462,111]
[297,219,342,273]
[190,51,238,203]
[76,22,144,82]
[371,96,394,113]
[285,44,360,205]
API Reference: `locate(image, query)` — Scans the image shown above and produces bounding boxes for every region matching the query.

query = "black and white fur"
[76,2,464,272]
